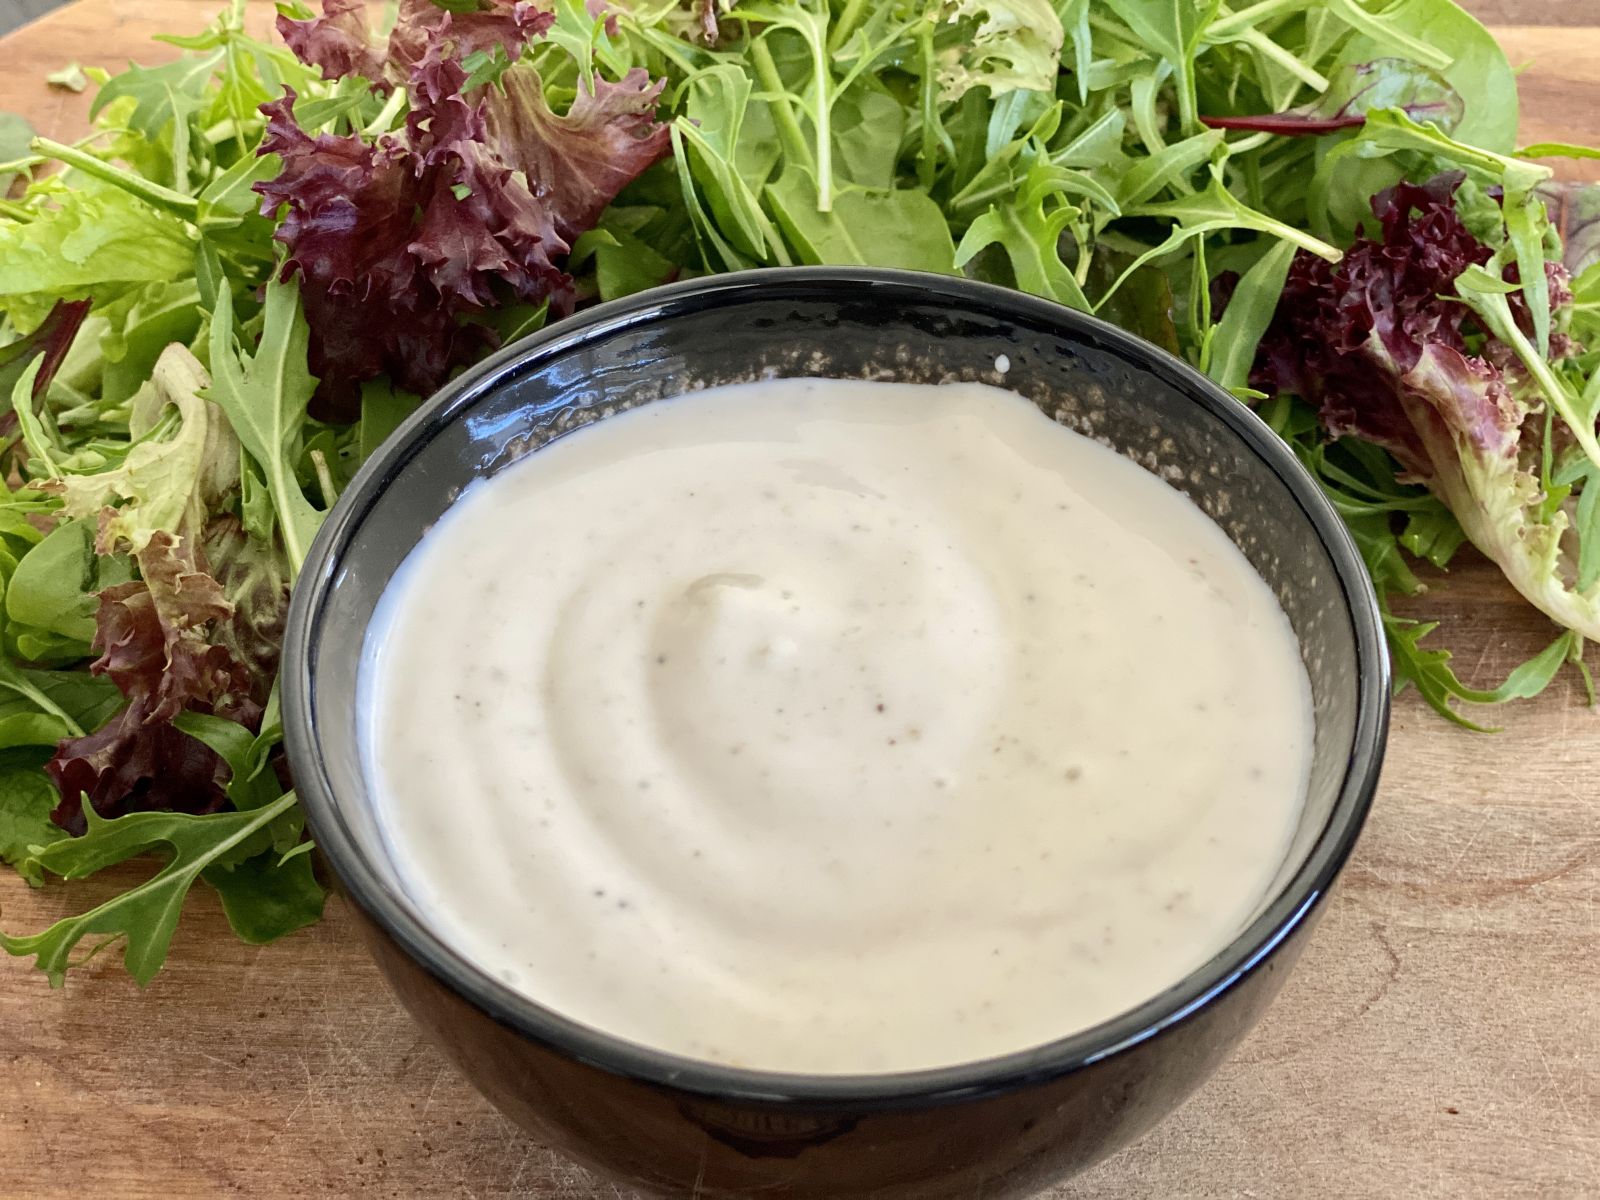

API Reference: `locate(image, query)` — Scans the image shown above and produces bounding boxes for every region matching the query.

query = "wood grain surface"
[0,4,1597,1198]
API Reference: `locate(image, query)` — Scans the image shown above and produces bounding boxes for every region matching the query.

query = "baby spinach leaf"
[1332,0,1516,154]
[767,167,955,272]
[4,520,98,648]
[0,757,65,886]
[832,85,905,190]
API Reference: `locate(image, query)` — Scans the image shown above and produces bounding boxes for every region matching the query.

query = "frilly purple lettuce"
[1256,174,1600,640]
[258,0,669,403]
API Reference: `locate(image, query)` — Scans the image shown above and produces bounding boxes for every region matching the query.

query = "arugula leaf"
[955,162,1090,308]
[1208,240,1296,393]
[206,277,324,577]
[675,65,789,263]
[202,846,324,945]
[1386,616,1581,732]
[1100,0,1222,132]
[0,791,302,986]
[1102,169,1339,308]
[1399,502,1468,570]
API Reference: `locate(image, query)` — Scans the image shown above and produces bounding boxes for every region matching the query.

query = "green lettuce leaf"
[0,185,194,332]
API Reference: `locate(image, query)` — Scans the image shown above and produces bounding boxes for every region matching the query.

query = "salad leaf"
[955,161,1088,307]
[206,278,323,575]
[0,761,66,886]
[44,571,255,835]
[255,1,667,400]
[1385,616,1583,731]
[44,344,240,558]
[768,167,956,271]
[202,843,324,945]
[0,299,91,410]
[277,0,388,85]
[1207,240,1297,394]
[1257,174,1600,643]
[46,64,90,94]
[4,521,99,650]
[1330,0,1516,154]
[481,68,672,243]
[936,0,1064,102]
[0,111,32,195]
[0,790,305,986]
[0,187,195,332]
[1101,0,1221,132]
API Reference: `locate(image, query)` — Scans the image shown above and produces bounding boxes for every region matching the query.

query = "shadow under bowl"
[282,267,1389,1199]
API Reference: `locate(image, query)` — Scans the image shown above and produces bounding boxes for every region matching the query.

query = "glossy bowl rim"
[283,266,1389,1108]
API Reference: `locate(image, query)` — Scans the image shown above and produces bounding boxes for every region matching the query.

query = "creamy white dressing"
[359,378,1313,1074]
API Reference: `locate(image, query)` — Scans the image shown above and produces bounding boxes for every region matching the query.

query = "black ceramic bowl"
[283,268,1388,1198]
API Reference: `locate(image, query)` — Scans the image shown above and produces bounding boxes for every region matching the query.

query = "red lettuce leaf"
[482,68,672,243]
[256,95,491,401]
[1254,173,1600,641]
[256,0,668,401]
[43,514,280,835]
[45,549,261,835]
[1253,172,1513,474]
[277,0,387,86]
[0,299,92,439]
[46,700,234,836]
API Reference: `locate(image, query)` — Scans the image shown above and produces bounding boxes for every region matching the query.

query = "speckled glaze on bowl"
[282,268,1388,1199]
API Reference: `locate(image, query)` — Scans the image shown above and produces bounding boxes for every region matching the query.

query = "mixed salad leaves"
[0,0,1596,985]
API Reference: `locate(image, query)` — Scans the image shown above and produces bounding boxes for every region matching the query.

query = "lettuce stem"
[748,36,815,176]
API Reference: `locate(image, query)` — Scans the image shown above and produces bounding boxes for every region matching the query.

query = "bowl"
[282,267,1389,1198]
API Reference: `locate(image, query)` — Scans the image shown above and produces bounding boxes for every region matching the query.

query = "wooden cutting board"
[0,4,1595,1197]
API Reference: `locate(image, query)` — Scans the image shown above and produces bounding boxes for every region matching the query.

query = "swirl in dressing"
[359,378,1312,1074]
